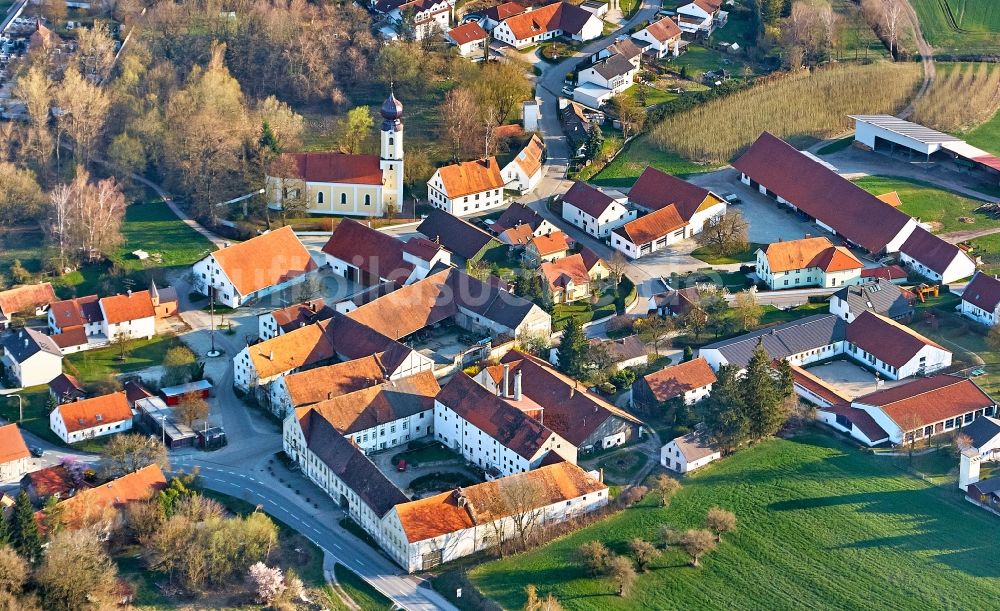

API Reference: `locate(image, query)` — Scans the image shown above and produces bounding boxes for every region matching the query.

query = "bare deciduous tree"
[76,23,117,84]
[440,88,480,161]
[177,394,209,427]
[679,528,717,567]
[36,528,118,611]
[733,288,763,331]
[652,473,681,507]
[501,476,546,550]
[101,433,170,479]
[577,541,610,576]
[628,538,659,572]
[696,210,749,257]
[606,555,636,596]
[705,507,737,542]
[881,0,903,57]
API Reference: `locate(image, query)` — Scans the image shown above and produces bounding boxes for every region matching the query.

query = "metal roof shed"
[850,115,962,157]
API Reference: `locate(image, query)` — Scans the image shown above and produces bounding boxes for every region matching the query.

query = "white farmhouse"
[660,430,722,474]
[191,226,318,308]
[898,227,977,284]
[447,21,488,57]
[491,2,602,49]
[382,462,607,572]
[1,328,62,388]
[631,16,683,58]
[755,237,864,290]
[322,219,449,286]
[427,157,506,217]
[0,424,31,481]
[675,0,727,36]
[632,357,716,410]
[288,371,439,454]
[560,181,635,239]
[501,134,544,195]
[817,375,997,446]
[434,373,575,477]
[960,271,1000,327]
[573,38,642,109]
[50,392,134,444]
[99,291,156,342]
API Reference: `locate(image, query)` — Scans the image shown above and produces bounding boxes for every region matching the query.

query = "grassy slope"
[910,0,1000,54]
[334,564,394,611]
[64,335,182,385]
[471,433,1000,610]
[962,108,1000,156]
[851,175,993,233]
[591,135,722,187]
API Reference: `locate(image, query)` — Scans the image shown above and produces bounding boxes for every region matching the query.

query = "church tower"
[380,87,405,213]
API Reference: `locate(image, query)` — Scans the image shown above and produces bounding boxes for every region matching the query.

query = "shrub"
[616,485,649,508]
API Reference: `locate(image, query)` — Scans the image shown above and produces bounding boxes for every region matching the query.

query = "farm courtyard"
[468,433,1000,610]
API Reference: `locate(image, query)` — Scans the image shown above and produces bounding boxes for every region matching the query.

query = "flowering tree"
[248,562,285,604]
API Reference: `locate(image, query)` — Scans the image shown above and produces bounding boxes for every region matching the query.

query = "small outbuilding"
[159,380,213,406]
[660,429,721,474]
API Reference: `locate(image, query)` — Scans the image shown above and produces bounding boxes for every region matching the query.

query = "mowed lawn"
[470,433,1000,610]
[851,175,993,233]
[591,135,722,188]
[911,0,1000,54]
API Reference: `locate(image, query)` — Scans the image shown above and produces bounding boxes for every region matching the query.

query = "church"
[266,89,405,217]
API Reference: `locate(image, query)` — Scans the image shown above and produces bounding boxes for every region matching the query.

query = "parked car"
[561,85,574,97]
[723,193,742,205]
[30,446,44,458]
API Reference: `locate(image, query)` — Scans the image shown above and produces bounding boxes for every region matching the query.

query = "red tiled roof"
[270,152,382,185]
[627,166,718,219]
[394,462,605,542]
[402,237,443,262]
[732,132,914,252]
[613,205,685,246]
[788,364,849,406]
[58,465,167,528]
[541,254,591,292]
[52,326,87,349]
[48,373,86,401]
[900,226,969,275]
[499,224,535,246]
[579,246,606,273]
[562,181,619,218]
[322,219,413,285]
[436,373,555,459]
[845,311,945,369]
[436,157,505,199]
[962,271,1000,314]
[485,1,526,21]
[862,265,908,281]
[296,371,439,436]
[449,21,487,44]
[854,375,995,431]
[693,0,721,12]
[55,392,133,434]
[0,424,29,464]
[24,465,79,498]
[283,355,390,408]
[498,351,644,446]
[529,231,571,256]
[49,295,102,329]
[100,291,155,324]
[212,226,317,298]
[500,2,595,40]
[639,357,716,402]
[642,16,681,42]
[514,134,545,177]
[0,283,56,317]
[763,237,863,273]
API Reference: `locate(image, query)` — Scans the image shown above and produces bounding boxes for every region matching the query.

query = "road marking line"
[333,543,342,550]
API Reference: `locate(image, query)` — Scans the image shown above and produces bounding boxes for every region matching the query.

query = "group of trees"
[438,61,534,162]
[574,504,736,596]
[699,342,796,451]
[696,210,750,258]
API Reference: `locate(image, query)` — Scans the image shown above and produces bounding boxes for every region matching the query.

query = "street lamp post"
[207,286,221,358]
[7,394,23,423]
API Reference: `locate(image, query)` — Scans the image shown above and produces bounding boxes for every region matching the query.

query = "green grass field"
[911,0,1000,54]
[0,200,215,299]
[0,386,61,445]
[831,0,894,59]
[962,108,1000,156]
[591,135,722,187]
[690,243,764,264]
[851,175,993,233]
[65,334,182,385]
[470,433,1000,610]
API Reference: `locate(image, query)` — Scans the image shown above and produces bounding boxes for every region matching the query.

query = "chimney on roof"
[268,351,274,361]
[503,363,510,398]
[514,369,522,401]
[127,289,132,297]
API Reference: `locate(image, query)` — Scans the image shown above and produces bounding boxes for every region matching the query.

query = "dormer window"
[95,414,103,422]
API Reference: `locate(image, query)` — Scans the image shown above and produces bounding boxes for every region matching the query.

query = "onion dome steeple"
[380,84,403,131]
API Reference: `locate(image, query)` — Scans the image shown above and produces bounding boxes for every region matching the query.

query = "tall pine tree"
[698,364,750,451]
[741,340,786,441]
[0,503,10,545]
[557,317,589,379]
[11,491,42,562]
